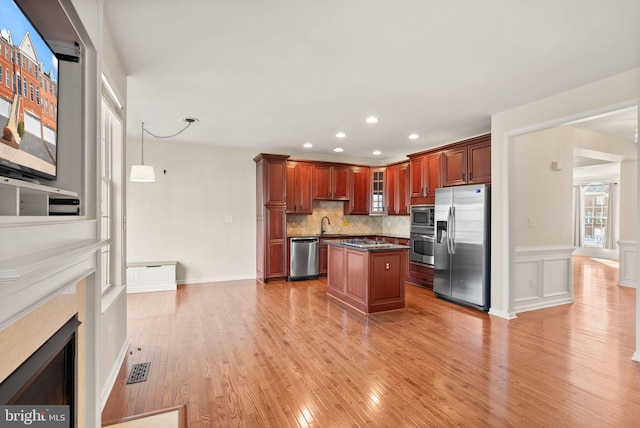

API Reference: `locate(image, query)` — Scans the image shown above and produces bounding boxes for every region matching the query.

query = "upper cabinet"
[286,161,313,214]
[409,134,490,204]
[370,167,386,215]
[345,166,370,215]
[260,155,288,206]
[442,134,491,187]
[312,164,350,200]
[386,162,410,215]
[409,153,441,205]
[467,138,492,184]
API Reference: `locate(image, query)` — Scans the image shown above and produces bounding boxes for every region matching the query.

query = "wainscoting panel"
[513,246,575,313]
[617,240,637,288]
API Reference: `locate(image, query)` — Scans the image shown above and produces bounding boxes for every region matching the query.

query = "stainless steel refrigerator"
[434,184,490,311]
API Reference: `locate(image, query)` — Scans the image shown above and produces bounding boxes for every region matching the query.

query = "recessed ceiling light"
[366,116,379,124]
[303,142,312,148]
[408,133,419,140]
[336,132,346,139]
[334,147,344,152]
[372,150,381,155]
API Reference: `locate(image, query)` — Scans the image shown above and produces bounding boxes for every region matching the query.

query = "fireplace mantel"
[0,220,105,330]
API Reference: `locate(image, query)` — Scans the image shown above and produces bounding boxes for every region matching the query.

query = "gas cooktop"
[339,239,394,249]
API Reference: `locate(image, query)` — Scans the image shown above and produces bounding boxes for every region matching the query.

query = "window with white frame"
[100,95,124,296]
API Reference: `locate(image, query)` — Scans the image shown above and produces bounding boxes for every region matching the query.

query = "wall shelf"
[0,176,78,217]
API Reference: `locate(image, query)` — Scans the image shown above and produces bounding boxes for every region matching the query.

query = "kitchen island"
[326,240,409,314]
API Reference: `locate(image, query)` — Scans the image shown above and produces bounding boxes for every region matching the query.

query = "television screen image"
[0,0,59,181]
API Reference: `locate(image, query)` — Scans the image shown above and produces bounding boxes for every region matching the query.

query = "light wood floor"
[102,256,639,427]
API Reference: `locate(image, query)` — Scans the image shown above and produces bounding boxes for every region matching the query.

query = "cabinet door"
[386,166,397,215]
[319,243,328,275]
[265,206,287,278]
[425,152,442,203]
[312,164,332,199]
[370,167,386,215]
[287,162,313,214]
[332,165,351,200]
[396,162,410,215]
[286,162,297,213]
[265,158,287,205]
[442,146,468,187]
[468,140,491,184]
[297,162,313,213]
[346,167,370,215]
[409,156,426,197]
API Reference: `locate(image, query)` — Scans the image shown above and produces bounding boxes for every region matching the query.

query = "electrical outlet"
[226,216,234,223]
[528,217,537,228]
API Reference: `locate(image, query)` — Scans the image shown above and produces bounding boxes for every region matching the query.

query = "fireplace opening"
[0,316,80,424]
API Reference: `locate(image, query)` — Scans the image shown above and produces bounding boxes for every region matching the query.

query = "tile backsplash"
[286,201,410,237]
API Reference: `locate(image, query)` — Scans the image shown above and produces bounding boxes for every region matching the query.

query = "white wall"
[512,126,636,248]
[513,127,574,247]
[490,67,639,322]
[127,141,257,284]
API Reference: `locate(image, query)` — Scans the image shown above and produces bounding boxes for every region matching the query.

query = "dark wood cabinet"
[319,242,328,276]
[255,154,289,283]
[345,166,370,215]
[442,146,467,187]
[425,152,442,203]
[386,162,409,215]
[467,139,492,184]
[409,153,440,205]
[443,134,491,187]
[327,244,406,313]
[286,161,312,214]
[370,167,386,215]
[409,155,426,199]
[312,164,350,200]
[409,134,490,202]
[408,262,433,289]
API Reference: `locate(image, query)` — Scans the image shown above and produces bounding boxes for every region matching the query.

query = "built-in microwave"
[410,205,435,230]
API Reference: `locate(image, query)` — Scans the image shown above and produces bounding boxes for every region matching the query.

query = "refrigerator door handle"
[446,206,452,254]
[450,206,456,254]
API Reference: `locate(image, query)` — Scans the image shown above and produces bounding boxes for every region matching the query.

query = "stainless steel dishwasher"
[289,237,319,280]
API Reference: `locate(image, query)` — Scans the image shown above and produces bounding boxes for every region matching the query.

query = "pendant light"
[130,118,198,182]
[130,122,155,182]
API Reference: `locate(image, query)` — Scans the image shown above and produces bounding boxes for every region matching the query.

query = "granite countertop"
[324,239,409,251]
[288,233,410,240]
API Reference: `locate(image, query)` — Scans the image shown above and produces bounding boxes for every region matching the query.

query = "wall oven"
[410,205,435,229]
[410,231,435,266]
[410,205,435,266]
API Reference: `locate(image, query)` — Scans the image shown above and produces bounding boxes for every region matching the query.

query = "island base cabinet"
[327,245,406,314]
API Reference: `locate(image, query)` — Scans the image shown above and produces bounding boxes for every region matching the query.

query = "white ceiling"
[103,0,640,163]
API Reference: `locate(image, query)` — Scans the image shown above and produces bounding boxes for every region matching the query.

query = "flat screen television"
[0,0,59,182]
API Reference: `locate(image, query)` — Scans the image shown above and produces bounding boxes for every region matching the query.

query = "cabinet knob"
[469,172,473,181]
[462,173,465,181]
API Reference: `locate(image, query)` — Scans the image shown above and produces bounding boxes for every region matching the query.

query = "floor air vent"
[127,362,150,384]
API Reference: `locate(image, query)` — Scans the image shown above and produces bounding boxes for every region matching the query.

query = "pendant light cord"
[138,118,197,166]
[142,119,196,139]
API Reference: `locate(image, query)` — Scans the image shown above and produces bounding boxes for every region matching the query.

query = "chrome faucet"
[320,216,331,236]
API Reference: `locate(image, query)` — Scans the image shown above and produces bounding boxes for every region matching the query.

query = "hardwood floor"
[102,256,639,427]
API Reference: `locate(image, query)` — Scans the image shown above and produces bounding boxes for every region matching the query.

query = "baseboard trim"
[101,338,130,411]
[178,274,256,285]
